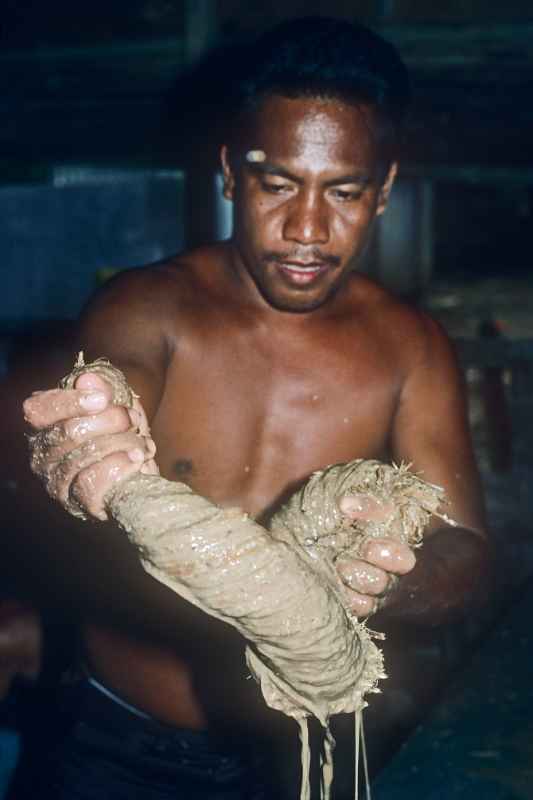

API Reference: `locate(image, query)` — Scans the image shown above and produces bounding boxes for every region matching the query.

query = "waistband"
[58,677,253,764]
[85,672,152,720]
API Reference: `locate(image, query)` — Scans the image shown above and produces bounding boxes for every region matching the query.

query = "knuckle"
[45,424,68,447]
[70,477,88,510]
[73,463,97,493]
[64,417,89,441]
[365,570,387,595]
[109,406,131,431]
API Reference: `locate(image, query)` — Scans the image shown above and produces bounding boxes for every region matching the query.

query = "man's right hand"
[23,371,157,522]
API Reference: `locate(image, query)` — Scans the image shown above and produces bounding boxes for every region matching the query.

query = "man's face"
[222,94,396,313]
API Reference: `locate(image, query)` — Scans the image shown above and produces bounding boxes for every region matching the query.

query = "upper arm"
[74,269,171,423]
[390,314,487,537]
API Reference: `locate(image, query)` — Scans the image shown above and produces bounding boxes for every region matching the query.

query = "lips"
[277,261,327,285]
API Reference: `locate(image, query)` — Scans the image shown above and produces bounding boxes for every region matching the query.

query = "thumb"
[339,492,394,523]
[74,371,114,399]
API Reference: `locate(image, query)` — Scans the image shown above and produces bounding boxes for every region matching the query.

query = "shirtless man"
[17,16,489,800]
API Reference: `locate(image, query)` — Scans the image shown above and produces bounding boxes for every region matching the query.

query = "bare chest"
[150,326,401,517]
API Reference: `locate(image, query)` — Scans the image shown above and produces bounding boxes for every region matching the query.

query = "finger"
[71,452,144,521]
[63,406,133,443]
[339,492,394,523]
[73,372,113,394]
[75,374,143,434]
[23,386,112,429]
[336,558,390,596]
[360,537,416,575]
[29,425,141,481]
[343,591,377,618]
[38,430,152,508]
[30,406,133,463]
[75,375,149,438]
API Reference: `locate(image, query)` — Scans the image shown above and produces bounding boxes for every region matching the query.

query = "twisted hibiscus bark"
[60,357,446,800]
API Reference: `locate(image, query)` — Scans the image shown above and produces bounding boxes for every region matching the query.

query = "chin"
[262,289,333,314]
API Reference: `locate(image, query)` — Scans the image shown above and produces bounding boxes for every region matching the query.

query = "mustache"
[262,250,341,267]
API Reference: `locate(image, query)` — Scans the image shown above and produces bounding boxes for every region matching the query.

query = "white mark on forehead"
[246,149,266,163]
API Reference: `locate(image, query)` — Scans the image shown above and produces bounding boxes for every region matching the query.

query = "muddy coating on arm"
[60,356,447,799]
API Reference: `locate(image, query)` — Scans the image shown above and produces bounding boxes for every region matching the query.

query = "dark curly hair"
[227,17,410,166]
[164,17,410,169]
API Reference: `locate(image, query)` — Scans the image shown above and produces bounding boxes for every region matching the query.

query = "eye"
[260,179,294,195]
[330,188,364,202]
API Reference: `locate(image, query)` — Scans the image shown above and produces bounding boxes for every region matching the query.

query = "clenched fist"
[24,371,158,521]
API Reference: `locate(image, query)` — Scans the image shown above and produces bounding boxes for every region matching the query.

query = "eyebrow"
[247,161,372,188]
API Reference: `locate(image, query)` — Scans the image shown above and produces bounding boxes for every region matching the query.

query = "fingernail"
[128,448,144,463]
[80,392,106,411]
[361,540,391,560]
[340,497,362,514]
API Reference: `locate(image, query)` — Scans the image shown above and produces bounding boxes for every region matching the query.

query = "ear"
[220,145,235,201]
[376,162,397,216]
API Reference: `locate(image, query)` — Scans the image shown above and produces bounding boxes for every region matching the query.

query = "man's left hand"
[335,493,416,617]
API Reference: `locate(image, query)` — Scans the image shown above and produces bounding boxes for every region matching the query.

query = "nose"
[282,190,329,245]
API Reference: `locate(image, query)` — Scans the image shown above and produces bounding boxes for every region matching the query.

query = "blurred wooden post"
[184,0,219,249]
[185,0,217,64]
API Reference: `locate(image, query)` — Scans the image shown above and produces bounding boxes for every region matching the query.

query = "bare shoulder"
[82,255,194,323]
[79,243,226,346]
[351,276,457,375]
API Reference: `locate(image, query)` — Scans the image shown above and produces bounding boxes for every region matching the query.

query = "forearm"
[380,526,492,626]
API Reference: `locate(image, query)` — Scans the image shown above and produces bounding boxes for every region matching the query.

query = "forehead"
[242,95,380,175]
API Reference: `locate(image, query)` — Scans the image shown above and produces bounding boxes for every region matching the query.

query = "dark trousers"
[10,679,268,800]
